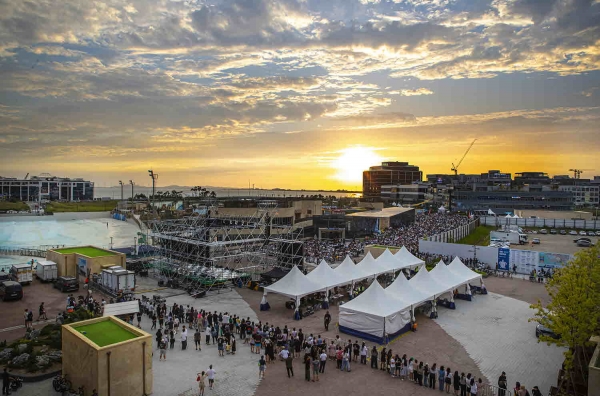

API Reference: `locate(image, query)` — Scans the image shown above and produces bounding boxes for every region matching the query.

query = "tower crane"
[569,169,594,179]
[451,139,477,176]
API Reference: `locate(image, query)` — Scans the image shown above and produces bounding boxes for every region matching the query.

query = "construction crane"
[451,139,477,176]
[569,169,594,179]
[24,173,29,180]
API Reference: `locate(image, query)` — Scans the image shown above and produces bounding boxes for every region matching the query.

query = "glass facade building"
[363,161,422,199]
[0,175,94,201]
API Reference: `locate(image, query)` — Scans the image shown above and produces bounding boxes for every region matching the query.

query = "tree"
[209,191,217,198]
[530,244,600,390]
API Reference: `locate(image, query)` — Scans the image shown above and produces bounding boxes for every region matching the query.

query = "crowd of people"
[366,213,474,253]
[135,297,544,396]
[304,239,365,264]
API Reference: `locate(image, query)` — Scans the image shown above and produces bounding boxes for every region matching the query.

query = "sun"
[332,146,382,184]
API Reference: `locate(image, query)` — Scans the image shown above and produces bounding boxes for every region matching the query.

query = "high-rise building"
[362,161,422,199]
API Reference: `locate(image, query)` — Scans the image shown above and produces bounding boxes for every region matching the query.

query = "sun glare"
[333,146,382,184]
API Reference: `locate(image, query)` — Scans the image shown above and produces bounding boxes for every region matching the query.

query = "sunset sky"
[0,0,599,189]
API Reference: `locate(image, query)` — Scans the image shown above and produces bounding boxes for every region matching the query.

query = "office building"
[454,189,573,211]
[514,172,551,185]
[380,183,429,203]
[0,174,94,202]
[363,161,422,199]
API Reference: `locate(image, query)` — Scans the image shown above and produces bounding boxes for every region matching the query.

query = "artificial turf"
[54,247,116,257]
[75,320,138,347]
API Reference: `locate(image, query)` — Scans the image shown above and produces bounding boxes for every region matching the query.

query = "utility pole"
[148,170,158,207]
[129,180,134,201]
[119,180,123,201]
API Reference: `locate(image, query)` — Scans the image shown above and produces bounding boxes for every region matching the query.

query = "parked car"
[54,276,79,292]
[0,281,23,301]
[579,230,587,236]
[532,238,541,244]
[574,237,591,243]
[550,229,557,234]
[536,320,559,340]
[596,231,600,237]
[559,230,567,235]
[540,229,548,234]
[587,231,596,236]
[569,230,578,235]
[577,240,592,247]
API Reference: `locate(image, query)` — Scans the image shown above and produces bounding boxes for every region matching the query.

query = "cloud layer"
[0,0,599,187]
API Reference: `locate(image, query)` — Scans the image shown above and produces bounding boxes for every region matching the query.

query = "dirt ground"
[238,287,486,396]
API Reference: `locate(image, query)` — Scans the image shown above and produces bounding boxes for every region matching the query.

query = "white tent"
[512,214,520,218]
[263,265,324,299]
[334,255,372,284]
[356,251,389,276]
[339,280,411,343]
[375,248,408,272]
[408,266,452,299]
[447,257,482,284]
[488,208,496,215]
[429,260,468,291]
[505,214,512,218]
[385,272,432,311]
[306,259,350,289]
[438,205,447,213]
[102,301,139,317]
[394,246,425,268]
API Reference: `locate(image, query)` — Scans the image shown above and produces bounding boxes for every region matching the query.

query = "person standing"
[258,355,266,379]
[304,354,311,382]
[155,328,163,350]
[439,365,446,391]
[285,355,294,378]
[312,353,320,381]
[341,350,351,372]
[319,350,327,373]
[2,368,10,396]
[197,371,207,396]
[38,302,47,321]
[159,337,167,361]
[181,326,188,350]
[206,365,216,390]
[460,372,467,396]
[453,371,461,396]
[498,372,507,396]
[194,328,201,351]
[205,325,211,345]
[360,343,368,365]
[470,378,478,396]
[324,311,331,331]
[151,314,157,330]
[370,346,378,369]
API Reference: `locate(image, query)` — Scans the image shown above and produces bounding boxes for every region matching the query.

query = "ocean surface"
[94,186,359,200]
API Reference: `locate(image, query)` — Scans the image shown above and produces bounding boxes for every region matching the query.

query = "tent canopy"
[356,251,389,276]
[263,266,324,299]
[334,255,372,283]
[394,246,425,268]
[409,265,451,297]
[339,280,407,318]
[448,257,482,283]
[375,248,407,272]
[386,272,432,308]
[429,261,469,290]
[306,259,350,289]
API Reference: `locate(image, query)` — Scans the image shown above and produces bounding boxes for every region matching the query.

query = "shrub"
[40,324,61,337]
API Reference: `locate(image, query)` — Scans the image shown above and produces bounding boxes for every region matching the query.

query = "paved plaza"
[434,292,565,395]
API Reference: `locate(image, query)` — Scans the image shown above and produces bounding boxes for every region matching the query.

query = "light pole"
[119,180,123,201]
[129,180,134,201]
[148,170,158,207]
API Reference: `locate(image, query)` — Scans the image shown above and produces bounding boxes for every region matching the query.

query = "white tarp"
[386,272,432,308]
[447,257,482,283]
[103,301,139,317]
[263,265,325,299]
[429,260,469,291]
[409,265,452,298]
[394,246,425,268]
[339,280,411,338]
[334,255,373,283]
[306,259,350,289]
[356,251,389,276]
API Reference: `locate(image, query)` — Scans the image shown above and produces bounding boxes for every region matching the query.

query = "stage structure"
[148,199,304,292]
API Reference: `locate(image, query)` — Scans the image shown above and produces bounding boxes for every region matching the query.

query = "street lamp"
[118,180,123,201]
[148,170,158,207]
[129,180,134,201]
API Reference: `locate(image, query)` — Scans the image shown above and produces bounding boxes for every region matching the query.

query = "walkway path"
[434,293,565,395]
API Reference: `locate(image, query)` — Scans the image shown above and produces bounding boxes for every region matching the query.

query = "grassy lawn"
[75,321,138,347]
[46,200,118,213]
[371,244,401,249]
[0,201,29,211]
[457,225,495,246]
[54,247,116,257]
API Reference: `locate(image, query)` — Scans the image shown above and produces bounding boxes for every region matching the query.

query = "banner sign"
[538,252,571,269]
[497,248,510,271]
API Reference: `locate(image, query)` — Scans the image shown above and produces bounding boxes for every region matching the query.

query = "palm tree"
[209,191,217,198]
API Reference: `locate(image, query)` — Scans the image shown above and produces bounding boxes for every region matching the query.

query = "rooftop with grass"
[53,246,116,257]
[73,320,139,347]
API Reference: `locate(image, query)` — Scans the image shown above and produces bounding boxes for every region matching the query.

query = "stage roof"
[346,207,414,219]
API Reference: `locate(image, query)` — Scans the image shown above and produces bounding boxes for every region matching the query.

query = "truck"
[101,266,135,292]
[10,263,34,285]
[501,225,524,234]
[491,231,528,245]
[36,260,58,282]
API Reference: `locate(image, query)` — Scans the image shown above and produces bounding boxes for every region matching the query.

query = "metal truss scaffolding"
[148,199,304,293]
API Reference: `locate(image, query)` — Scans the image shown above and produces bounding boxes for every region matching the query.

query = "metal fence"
[480,216,600,230]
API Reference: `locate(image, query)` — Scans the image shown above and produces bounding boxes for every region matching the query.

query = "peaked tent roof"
[263,265,324,299]
[376,248,406,272]
[339,280,408,318]
[394,246,425,268]
[334,255,372,283]
[306,259,350,289]
[386,272,432,307]
[356,251,390,276]
[429,261,469,290]
[408,265,452,297]
[447,257,482,283]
